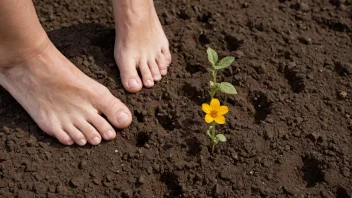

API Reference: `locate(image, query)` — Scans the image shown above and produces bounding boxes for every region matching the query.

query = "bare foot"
[112,0,172,93]
[0,41,132,146]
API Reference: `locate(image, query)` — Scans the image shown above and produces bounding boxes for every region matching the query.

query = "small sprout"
[206,47,237,99]
[202,47,238,153]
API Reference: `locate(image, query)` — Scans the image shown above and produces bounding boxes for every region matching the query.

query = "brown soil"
[1,0,352,197]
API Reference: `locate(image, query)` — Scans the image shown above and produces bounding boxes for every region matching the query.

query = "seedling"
[206,47,237,98]
[202,47,237,153]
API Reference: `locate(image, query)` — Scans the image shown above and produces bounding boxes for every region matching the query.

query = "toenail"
[146,80,153,86]
[78,138,87,146]
[116,111,129,125]
[105,130,115,139]
[154,75,161,80]
[91,137,100,145]
[161,69,167,75]
[166,61,170,67]
[128,79,139,88]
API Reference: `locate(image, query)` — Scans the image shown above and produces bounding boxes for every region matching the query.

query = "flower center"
[210,110,218,118]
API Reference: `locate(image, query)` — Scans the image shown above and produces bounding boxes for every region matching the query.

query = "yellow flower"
[202,98,229,124]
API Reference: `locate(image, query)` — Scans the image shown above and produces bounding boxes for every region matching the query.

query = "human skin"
[112,0,172,92]
[0,0,171,146]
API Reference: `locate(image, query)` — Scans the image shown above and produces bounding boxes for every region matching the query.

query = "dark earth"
[1,0,352,197]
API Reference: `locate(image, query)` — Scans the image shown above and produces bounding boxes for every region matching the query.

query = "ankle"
[112,0,154,24]
[0,31,50,73]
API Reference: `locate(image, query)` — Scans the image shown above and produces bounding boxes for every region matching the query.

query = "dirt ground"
[0,0,351,197]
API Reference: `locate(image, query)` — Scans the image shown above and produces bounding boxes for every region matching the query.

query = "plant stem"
[211,122,216,153]
[210,70,218,99]
[213,70,217,84]
[210,89,215,99]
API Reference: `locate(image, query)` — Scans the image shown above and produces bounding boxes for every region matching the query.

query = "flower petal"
[215,115,226,124]
[202,103,212,114]
[205,114,214,123]
[210,98,220,109]
[217,106,229,115]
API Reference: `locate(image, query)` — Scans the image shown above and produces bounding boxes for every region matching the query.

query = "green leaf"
[216,134,227,142]
[206,68,213,74]
[215,56,235,70]
[206,125,214,138]
[219,82,237,94]
[207,47,218,65]
[210,81,214,87]
[206,129,211,138]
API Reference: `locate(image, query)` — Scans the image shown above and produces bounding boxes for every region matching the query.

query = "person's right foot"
[112,0,172,93]
[0,41,132,146]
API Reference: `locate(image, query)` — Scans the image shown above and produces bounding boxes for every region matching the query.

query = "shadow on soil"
[48,23,117,70]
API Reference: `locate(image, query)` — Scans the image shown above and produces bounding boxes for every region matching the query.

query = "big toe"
[99,91,132,129]
[116,58,143,93]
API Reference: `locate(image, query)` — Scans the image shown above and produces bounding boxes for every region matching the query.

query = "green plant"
[201,47,238,153]
[206,47,237,98]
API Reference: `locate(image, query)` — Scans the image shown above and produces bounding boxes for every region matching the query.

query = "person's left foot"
[112,0,172,93]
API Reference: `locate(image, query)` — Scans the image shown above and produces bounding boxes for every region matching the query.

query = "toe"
[156,53,168,76]
[139,62,154,88]
[75,120,101,145]
[161,46,172,66]
[117,58,143,93]
[99,94,132,129]
[88,114,116,141]
[53,129,74,145]
[64,125,87,146]
[148,60,162,81]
